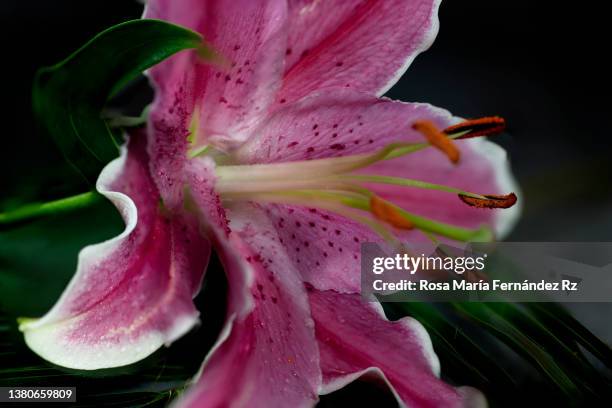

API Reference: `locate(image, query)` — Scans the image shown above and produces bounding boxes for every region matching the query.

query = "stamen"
[458,192,517,209]
[412,120,460,164]
[222,188,493,242]
[366,197,494,242]
[370,196,414,230]
[444,116,506,139]
[213,113,516,245]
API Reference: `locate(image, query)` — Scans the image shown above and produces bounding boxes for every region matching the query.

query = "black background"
[1,0,611,406]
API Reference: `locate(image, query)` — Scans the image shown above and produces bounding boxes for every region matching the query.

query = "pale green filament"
[336,175,487,199]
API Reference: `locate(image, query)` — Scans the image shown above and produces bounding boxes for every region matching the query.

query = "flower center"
[210,117,517,244]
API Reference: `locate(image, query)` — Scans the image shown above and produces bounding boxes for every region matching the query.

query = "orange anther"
[412,120,460,164]
[444,116,506,139]
[370,196,414,229]
[458,193,517,209]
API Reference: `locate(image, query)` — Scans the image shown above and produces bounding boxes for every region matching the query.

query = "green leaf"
[484,303,610,396]
[390,300,612,405]
[525,303,612,369]
[33,19,208,184]
[451,303,583,397]
[0,200,123,315]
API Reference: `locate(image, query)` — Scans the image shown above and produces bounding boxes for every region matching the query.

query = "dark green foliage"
[32,19,205,184]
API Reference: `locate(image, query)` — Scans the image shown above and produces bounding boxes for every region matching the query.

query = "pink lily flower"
[20,1,520,407]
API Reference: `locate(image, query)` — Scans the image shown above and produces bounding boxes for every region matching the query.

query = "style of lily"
[20,1,520,407]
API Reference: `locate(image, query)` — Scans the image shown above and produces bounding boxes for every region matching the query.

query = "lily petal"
[145,0,288,122]
[309,288,485,408]
[235,90,451,163]
[280,0,441,103]
[177,194,321,407]
[20,131,209,370]
[256,204,379,293]
[145,0,288,179]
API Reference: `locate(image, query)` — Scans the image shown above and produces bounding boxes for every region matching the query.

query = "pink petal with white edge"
[279,0,441,103]
[309,289,486,408]
[145,0,288,165]
[175,203,320,408]
[19,132,210,370]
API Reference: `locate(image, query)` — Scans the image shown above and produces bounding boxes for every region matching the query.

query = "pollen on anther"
[444,116,506,139]
[370,196,414,230]
[413,120,460,164]
[459,192,518,209]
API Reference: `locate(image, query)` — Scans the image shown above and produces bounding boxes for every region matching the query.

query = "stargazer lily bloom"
[20,1,520,407]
